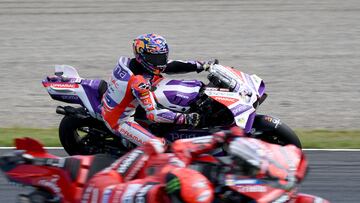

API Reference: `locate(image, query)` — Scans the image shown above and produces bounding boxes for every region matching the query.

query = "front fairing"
[209,64,266,98]
[205,65,266,132]
[204,88,256,132]
[221,142,305,202]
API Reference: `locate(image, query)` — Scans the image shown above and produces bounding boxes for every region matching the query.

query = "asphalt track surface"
[0,0,360,129]
[0,149,359,203]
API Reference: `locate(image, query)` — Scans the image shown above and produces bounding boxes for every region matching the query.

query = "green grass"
[296,129,360,148]
[0,128,59,147]
[0,128,359,148]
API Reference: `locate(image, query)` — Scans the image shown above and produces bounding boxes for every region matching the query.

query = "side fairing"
[204,89,256,131]
[152,79,202,112]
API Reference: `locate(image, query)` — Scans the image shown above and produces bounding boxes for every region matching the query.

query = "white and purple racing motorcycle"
[42,64,301,156]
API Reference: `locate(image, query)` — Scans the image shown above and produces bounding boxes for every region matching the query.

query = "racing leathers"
[101,57,205,146]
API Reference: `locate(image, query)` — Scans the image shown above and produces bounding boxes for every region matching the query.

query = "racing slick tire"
[252,114,302,148]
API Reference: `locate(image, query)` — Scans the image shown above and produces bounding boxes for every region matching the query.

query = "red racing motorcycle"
[0,137,328,203]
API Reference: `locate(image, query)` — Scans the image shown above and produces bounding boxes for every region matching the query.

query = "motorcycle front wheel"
[252,114,302,148]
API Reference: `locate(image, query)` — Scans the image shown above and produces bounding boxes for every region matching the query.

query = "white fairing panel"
[250,74,265,96]
[46,85,96,117]
[231,101,256,129]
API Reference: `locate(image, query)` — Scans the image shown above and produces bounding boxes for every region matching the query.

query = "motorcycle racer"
[101,33,215,146]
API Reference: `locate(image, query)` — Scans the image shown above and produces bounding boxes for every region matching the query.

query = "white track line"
[0,147,63,149]
[0,147,360,151]
[303,148,360,151]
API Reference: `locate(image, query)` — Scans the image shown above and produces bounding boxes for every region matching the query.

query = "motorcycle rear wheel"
[59,116,125,156]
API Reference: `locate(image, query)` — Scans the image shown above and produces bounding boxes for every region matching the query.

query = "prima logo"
[231,104,252,115]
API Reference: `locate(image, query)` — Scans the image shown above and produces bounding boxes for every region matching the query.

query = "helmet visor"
[144,53,168,67]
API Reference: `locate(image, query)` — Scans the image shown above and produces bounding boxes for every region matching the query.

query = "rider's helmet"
[165,168,214,203]
[133,33,169,75]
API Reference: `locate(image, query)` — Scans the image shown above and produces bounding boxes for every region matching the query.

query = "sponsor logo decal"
[119,128,146,145]
[38,175,62,196]
[205,87,229,92]
[158,112,175,121]
[113,185,125,202]
[138,83,150,90]
[117,149,144,174]
[213,96,237,103]
[205,90,237,97]
[140,92,149,97]
[176,93,189,99]
[166,177,180,193]
[236,185,267,193]
[231,104,252,116]
[50,83,79,88]
[264,116,281,128]
[225,177,262,186]
[236,117,246,125]
[102,186,115,203]
[122,184,142,202]
[61,95,79,100]
[91,188,99,203]
[114,66,128,79]
[81,185,94,203]
[135,184,155,203]
[170,132,198,140]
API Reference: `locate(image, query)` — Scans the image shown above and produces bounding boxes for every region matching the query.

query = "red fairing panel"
[15,137,58,158]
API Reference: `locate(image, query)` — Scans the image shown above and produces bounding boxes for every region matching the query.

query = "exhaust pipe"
[56,106,66,115]
[56,106,89,119]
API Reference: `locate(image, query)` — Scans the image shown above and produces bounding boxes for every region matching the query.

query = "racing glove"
[198,59,219,72]
[175,113,201,127]
[185,112,201,127]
